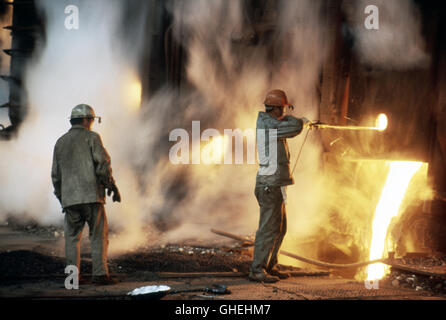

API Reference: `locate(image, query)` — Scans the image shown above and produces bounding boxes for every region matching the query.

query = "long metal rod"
[311,123,382,131]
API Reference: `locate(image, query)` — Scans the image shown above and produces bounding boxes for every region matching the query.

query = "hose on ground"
[280,250,388,269]
[210,229,390,269]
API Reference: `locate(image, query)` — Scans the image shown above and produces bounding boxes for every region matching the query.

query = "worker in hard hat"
[249,89,310,283]
[51,104,121,285]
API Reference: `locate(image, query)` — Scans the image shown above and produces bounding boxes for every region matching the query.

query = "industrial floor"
[0,225,445,301]
[1,274,445,300]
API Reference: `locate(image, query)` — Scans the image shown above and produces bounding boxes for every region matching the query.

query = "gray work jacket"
[51,125,115,208]
[255,112,304,187]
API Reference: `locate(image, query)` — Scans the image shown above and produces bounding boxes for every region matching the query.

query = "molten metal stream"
[366,161,423,280]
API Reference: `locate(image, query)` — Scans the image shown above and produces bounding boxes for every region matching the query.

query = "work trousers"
[64,203,109,277]
[251,186,287,274]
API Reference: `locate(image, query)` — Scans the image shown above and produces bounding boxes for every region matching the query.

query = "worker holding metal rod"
[250,92,387,283]
[249,89,311,283]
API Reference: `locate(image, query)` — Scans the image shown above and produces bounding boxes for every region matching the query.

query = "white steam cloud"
[0,0,151,251]
[0,0,328,257]
[343,0,430,70]
[1,0,429,267]
[170,0,327,249]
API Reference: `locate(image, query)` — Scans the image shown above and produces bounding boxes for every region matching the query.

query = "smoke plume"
[170,0,327,237]
[0,0,329,257]
[343,0,430,70]
[0,0,151,253]
[0,0,431,271]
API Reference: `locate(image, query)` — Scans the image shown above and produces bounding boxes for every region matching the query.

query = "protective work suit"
[250,90,307,283]
[51,104,120,284]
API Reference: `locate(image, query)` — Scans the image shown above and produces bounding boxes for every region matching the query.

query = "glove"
[301,117,312,128]
[107,184,121,203]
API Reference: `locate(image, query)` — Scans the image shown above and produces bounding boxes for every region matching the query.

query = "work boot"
[248,271,280,283]
[92,275,119,285]
[267,268,290,279]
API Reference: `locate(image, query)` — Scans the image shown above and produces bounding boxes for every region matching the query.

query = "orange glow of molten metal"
[375,113,388,131]
[366,161,422,280]
[201,135,229,164]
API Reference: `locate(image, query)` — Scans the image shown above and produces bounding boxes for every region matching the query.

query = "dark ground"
[1,221,446,300]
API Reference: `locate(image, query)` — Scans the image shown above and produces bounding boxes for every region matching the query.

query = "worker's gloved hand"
[112,185,121,202]
[107,184,121,203]
[301,117,312,128]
